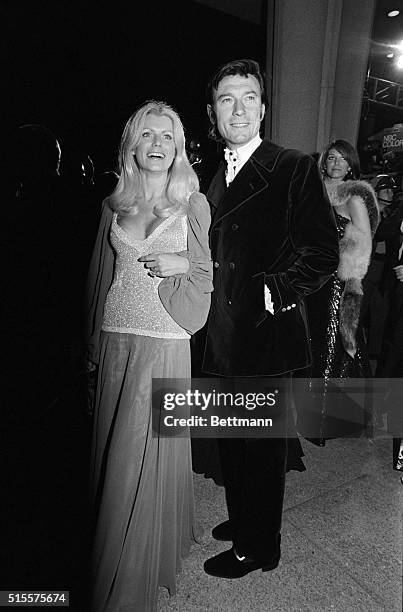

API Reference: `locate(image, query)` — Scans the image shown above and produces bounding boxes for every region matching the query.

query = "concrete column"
[266,0,376,153]
[331,0,376,145]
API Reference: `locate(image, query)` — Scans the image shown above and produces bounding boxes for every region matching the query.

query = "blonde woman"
[86,101,213,611]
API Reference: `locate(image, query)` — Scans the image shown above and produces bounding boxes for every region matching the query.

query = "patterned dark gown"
[296,212,372,445]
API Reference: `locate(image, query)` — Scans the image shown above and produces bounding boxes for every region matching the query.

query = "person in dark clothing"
[201,59,339,579]
[374,197,403,475]
[361,174,397,357]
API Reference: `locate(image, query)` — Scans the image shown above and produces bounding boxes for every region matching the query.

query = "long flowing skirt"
[90,332,195,612]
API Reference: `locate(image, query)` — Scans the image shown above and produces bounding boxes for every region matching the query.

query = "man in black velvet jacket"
[202,59,339,578]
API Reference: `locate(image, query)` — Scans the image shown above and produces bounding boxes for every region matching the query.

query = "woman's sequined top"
[102,213,190,339]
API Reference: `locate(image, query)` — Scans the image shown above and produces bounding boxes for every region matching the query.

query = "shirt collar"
[225,134,262,165]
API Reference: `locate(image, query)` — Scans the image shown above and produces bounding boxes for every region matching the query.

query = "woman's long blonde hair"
[109,101,199,217]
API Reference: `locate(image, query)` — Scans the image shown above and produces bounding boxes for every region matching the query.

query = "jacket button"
[229,262,235,270]
[232,223,239,231]
[214,261,220,268]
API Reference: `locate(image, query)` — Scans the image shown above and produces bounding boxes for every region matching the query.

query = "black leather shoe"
[212,520,233,541]
[204,546,280,579]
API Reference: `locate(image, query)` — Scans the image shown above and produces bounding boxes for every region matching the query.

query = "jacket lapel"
[207,162,226,214]
[210,140,283,227]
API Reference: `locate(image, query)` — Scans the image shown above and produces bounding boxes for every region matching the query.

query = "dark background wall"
[3,0,266,174]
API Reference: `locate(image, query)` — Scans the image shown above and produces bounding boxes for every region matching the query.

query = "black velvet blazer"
[202,139,339,377]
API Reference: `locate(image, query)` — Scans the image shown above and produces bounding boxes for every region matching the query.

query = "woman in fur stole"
[296,140,379,445]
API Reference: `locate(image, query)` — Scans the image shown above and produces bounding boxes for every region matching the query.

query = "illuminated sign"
[381,124,403,153]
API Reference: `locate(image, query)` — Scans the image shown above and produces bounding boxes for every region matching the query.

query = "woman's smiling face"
[134,113,176,173]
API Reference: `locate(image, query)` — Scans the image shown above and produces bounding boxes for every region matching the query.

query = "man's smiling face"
[208,73,265,149]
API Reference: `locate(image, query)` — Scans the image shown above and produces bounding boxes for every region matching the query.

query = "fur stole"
[326,180,379,357]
